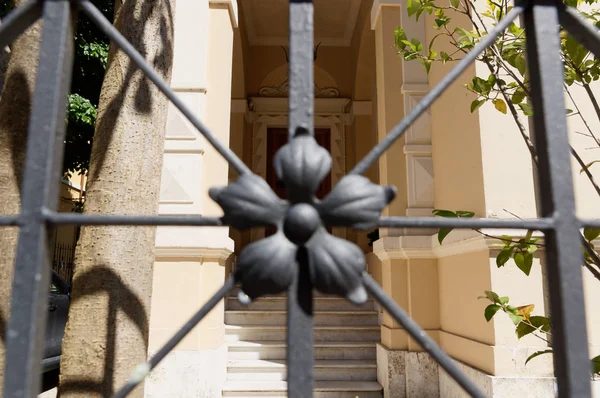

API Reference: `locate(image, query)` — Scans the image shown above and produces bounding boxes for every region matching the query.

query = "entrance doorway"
[265,127,332,236]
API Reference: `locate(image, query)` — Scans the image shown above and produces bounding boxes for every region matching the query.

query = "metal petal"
[318,175,396,229]
[209,173,287,229]
[235,233,297,300]
[306,229,367,305]
[274,134,332,203]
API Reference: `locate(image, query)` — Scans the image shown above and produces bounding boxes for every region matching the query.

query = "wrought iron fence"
[0,0,597,396]
[52,242,75,285]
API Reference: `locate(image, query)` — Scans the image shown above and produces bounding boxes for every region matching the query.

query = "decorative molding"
[155,246,234,262]
[371,0,401,30]
[404,144,432,154]
[401,83,429,93]
[407,155,434,208]
[258,80,340,99]
[209,0,239,28]
[373,230,547,260]
[248,97,352,115]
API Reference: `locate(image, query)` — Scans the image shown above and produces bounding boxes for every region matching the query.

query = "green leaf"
[516,321,536,338]
[518,103,533,116]
[432,209,457,218]
[483,290,501,303]
[440,51,451,64]
[496,247,514,267]
[450,0,460,8]
[514,252,534,275]
[470,99,485,113]
[456,210,475,218]
[515,55,527,76]
[438,227,453,244]
[407,0,420,16]
[509,313,524,325]
[584,227,600,242]
[499,296,510,305]
[592,355,600,375]
[411,38,423,52]
[420,58,433,73]
[516,316,550,339]
[530,316,551,333]
[484,304,502,321]
[394,28,408,49]
[512,88,526,104]
[525,350,553,365]
[493,99,508,114]
[565,34,588,68]
[501,235,513,246]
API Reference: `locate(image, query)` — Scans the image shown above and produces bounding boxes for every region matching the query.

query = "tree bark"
[57,0,175,396]
[0,1,41,390]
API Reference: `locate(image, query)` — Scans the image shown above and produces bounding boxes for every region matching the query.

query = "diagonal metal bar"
[0,0,42,51]
[112,276,235,398]
[524,0,591,396]
[287,1,315,396]
[363,273,486,398]
[377,216,553,230]
[0,215,19,226]
[43,209,225,227]
[349,5,524,176]
[74,0,251,176]
[2,0,74,396]
[559,5,600,60]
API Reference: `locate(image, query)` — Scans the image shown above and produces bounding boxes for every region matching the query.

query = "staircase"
[223,291,383,397]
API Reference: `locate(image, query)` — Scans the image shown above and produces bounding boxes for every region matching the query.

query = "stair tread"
[226,310,377,314]
[226,325,379,330]
[228,341,376,348]
[223,381,382,392]
[228,359,376,368]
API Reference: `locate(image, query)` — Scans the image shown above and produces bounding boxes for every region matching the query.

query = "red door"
[266,128,332,236]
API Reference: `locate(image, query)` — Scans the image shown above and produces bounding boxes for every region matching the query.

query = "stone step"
[229,289,350,299]
[222,381,383,398]
[225,325,380,343]
[225,311,379,326]
[227,341,376,360]
[227,359,377,382]
[226,296,375,312]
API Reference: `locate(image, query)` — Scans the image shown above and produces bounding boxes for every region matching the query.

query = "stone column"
[147,1,238,397]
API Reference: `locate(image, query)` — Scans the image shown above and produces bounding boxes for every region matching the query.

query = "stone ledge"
[209,0,239,28]
[155,245,234,263]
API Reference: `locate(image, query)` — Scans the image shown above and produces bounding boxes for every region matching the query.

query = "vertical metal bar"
[287,250,313,398]
[287,1,315,396]
[288,0,314,139]
[523,1,591,396]
[3,0,74,396]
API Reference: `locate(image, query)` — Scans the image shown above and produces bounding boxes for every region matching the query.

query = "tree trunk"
[57,0,175,396]
[0,2,41,390]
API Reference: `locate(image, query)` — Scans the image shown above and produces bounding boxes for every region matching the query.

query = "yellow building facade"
[143,0,600,397]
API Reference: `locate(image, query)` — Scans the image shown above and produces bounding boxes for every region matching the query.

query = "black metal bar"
[112,276,236,398]
[0,0,42,51]
[287,252,313,398]
[43,209,225,226]
[286,1,315,396]
[288,0,314,139]
[74,0,251,176]
[350,5,523,176]
[378,216,553,230]
[559,5,600,60]
[363,273,486,398]
[0,216,19,226]
[524,1,591,396]
[2,0,74,396]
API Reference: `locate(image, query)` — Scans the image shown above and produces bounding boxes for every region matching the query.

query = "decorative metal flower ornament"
[210,129,396,305]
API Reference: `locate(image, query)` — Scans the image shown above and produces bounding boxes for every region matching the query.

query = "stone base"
[145,345,227,398]
[377,344,560,398]
[377,344,439,398]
